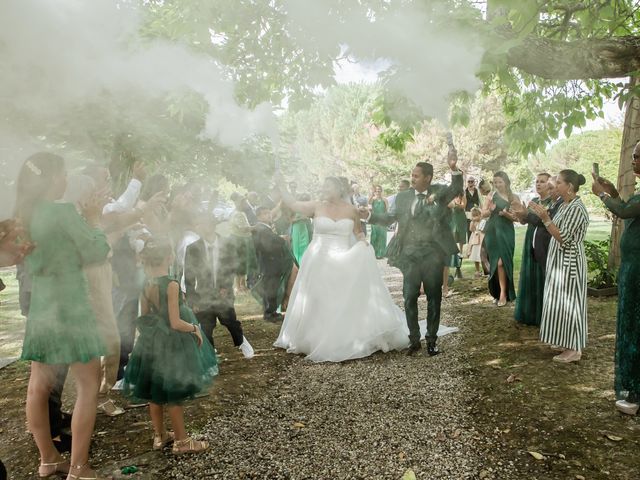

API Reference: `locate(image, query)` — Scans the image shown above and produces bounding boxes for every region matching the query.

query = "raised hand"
[446,132,458,171]
[591,173,619,198]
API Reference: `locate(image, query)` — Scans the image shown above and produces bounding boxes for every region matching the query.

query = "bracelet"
[192,324,197,333]
[543,219,552,227]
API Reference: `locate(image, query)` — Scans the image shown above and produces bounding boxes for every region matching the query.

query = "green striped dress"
[539,197,589,351]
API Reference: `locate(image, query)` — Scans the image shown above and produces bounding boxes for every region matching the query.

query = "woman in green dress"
[593,141,640,415]
[369,185,389,259]
[17,153,111,480]
[290,193,313,265]
[514,173,553,326]
[482,171,517,306]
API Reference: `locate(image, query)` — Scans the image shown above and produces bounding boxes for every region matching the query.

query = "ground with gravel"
[1,263,639,479]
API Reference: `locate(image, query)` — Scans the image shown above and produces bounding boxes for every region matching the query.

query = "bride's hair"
[325,176,346,197]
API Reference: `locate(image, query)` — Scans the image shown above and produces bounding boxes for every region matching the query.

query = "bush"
[584,239,617,289]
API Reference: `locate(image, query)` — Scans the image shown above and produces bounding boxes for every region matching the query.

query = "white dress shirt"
[102,179,142,215]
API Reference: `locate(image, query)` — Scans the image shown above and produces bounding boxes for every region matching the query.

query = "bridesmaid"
[593,141,640,414]
[369,185,389,259]
[17,152,111,480]
[290,193,313,265]
[482,172,517,306]
[513,173,553,326]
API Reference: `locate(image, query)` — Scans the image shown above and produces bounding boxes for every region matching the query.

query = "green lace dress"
[603,194,640,401]
[21,201,110,364]
[123,276,219,405]
[514,196,553,326]
[370,199,388,258]
[484,193,516,302]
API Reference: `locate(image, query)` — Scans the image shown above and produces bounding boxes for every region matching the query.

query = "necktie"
[415,193,426,216]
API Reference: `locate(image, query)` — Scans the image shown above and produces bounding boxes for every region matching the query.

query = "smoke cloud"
[283,1,483,122]
[0,0,278,218]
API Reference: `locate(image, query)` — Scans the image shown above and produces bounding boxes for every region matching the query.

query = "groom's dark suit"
[369,173,463,346]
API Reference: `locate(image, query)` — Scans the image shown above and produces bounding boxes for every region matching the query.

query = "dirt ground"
[1,264,639,479]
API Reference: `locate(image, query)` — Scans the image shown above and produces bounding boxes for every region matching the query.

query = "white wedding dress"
[274,216,457,363]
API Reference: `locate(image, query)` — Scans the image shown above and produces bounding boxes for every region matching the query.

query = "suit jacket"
[184,236,237,310]
[370,173,464,266]
[252,223,289,277]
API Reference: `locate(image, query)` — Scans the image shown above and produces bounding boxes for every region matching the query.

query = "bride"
[273,175,454,363]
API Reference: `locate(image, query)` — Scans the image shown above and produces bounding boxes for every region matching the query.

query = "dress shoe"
[406,342,422,356]
[426,343,441,356]
[53,432,72,454]
[615,400,639,415]
[264,313,284,323]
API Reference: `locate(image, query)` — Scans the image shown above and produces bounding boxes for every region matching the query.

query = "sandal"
[66,462,111,480]
[38,457,69,478]
[171,437,209,455]
[152,431,175,450]
[97,399,125,417]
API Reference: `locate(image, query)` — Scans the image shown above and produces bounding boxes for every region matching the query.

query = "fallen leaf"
[528,451,545,460]
[604,433,623,442]
[575,476,585,480]
[293,422,305,428]
[402,468,417,480]
[506,374,522,383]
[450,429,462,438]
[398,451,407,460]
[502,428,511,434]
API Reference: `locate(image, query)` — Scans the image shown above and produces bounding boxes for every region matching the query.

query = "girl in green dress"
[369,185,389,259]
[483,172,517,306]
[514,173,553,326]
[17,153,111,480]
[123,237,218,454]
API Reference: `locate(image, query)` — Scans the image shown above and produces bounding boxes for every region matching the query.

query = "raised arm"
[274,173,317,217]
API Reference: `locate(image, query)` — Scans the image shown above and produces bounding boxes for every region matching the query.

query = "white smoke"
[283,1,483,123]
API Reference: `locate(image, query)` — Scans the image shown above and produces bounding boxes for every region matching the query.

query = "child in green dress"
[123,237,218,454]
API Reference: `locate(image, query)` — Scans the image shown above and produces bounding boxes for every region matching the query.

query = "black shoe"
[264,313,284,323]
[426,342,441,356]
[406,342,422,356]
[53,432,72,454]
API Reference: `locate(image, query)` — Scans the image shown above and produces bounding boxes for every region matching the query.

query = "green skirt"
[123,304,218,405]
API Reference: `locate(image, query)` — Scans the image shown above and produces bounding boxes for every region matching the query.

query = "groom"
[365,141,463,356]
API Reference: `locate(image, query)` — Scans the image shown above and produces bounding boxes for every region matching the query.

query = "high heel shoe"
[66,462,111,480]
[38,457,69,478]
[152,431,175,450]
[172,437,209,455]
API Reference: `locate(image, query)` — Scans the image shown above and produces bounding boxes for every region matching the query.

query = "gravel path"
[166,268,501,480]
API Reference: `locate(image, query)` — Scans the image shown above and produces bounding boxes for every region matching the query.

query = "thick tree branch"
[505,35,640,80]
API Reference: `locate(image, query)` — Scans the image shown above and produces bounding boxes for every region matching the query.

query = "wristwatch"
[598,192,610,200]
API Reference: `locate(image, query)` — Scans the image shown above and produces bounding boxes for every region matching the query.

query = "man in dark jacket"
[366,144,463,356]
[185,215,254,358]
[252,207,291,322]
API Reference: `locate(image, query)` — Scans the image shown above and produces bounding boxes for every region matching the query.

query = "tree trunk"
[608,76,640,269]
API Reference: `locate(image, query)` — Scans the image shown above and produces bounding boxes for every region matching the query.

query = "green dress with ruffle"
[123,276,219,405]
[21,201,110,364]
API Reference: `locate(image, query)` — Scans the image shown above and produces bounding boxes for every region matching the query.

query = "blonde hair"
[471,207,481,219]
[140,236,173,267]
